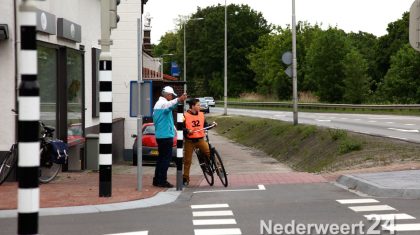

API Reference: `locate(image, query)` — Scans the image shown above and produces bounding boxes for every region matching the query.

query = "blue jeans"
[154,138,173,184]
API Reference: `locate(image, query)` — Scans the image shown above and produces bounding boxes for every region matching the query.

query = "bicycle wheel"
[0,145,17,185]
[39,147,61,183]
[212,148,228,187]
[195,150,214,186]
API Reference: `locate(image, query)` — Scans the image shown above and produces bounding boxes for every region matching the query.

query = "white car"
[204,97,215,107]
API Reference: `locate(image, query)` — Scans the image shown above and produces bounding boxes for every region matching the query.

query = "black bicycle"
[194,123,228,187]
[0,121,62,185]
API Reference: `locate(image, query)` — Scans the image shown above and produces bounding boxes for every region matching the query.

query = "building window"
[38,45,58,132]
[67,49,84,145]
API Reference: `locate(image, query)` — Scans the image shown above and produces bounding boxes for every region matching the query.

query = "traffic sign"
[409,0,420,52]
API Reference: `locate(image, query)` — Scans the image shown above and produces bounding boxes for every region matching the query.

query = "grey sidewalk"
[337,170,420,199]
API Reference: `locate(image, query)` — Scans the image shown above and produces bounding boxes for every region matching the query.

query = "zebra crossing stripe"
[383,223,420,232]
[194,228,242,235]
[191,204,229,209]
[365,213,415,220]
[193,210,234,217]
[349,205,396,212]
[336,199,379,204]
[104,231,148,235]
[193,219,237,225]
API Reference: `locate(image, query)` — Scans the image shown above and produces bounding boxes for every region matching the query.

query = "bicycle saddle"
[44,126,55,133]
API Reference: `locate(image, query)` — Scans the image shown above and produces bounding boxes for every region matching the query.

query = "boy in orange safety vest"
[183,98,216,186]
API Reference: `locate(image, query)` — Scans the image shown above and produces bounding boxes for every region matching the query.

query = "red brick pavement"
[0,172,201,210]
[199,172,327,187]
[0,171,325,210]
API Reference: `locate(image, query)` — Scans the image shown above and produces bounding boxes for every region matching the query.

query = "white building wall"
[112,0,163,151]
[35,0,101,128]
[0,0,17,151]
[0,0,101,151]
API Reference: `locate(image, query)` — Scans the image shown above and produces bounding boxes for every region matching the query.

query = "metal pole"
[17,1,39,233]
[223,0,228,115]
[136,18,143,191]
[292,0,298,125]
[183,23,187,93]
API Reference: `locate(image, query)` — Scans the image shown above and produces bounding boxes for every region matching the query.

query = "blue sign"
[171,62,180,77]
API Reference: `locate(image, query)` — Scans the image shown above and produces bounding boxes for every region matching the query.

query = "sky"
[144,0,414,45]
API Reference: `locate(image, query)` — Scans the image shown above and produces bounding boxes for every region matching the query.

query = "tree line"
[153,4,420,104]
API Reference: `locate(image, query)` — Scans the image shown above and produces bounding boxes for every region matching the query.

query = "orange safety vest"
[184,111,205,139]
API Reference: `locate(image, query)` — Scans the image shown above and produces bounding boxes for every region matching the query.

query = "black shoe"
[183,178,189,186]
[153,181,174,188]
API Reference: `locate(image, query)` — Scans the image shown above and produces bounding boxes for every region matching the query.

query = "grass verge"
[208,115,420,173]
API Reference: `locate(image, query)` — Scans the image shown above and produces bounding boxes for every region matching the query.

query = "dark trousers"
[154,138,173,184]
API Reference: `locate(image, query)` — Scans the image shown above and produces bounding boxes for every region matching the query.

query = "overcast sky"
[144,0,414,44]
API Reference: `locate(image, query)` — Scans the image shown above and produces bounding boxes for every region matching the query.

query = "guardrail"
[215,101,420,111]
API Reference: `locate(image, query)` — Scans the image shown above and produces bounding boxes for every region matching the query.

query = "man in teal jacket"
[152,86,187,187]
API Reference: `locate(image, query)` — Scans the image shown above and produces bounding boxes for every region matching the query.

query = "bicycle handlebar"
[191,122,217,133]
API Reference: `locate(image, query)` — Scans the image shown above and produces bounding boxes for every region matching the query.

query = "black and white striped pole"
[98,0,119,197]
[17,0,40,234]
[99,56,112,197]
[176,104,184,190]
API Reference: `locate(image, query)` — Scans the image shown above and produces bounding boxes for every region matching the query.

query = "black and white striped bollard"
[176,104,184,190]
[99,58,112,197]
[18,1,39,234]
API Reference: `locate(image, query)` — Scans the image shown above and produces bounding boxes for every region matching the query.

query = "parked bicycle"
[0,116,66,185]
[194,123,228,187]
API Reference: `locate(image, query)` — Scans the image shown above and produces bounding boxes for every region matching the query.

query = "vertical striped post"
[17,1,39,234]
[176,104,184,191]
[99,57,112,197]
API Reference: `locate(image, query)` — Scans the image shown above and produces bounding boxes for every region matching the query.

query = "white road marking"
[387,136,408,140]
[315,119,331,122]
[336,199,379,204]
[191,204,229,209]
[404,123,415,126]
[386,122,395,124]
[194,185,266,194]
[388,128,419,133]
[365,213,415,220]
[193,210,233,217]
[194,228,242,235]
[349,205,396,212]
[105,231,148,235]
[383,223,420,232]
[193,219,237,225]
[368,120,377,123]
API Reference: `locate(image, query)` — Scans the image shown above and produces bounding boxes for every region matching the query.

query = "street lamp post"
[183,17,204,93]
[223,0,228,115]
[292,0,298,125]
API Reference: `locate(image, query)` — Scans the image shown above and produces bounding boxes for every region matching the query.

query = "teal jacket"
[153,96,179,139]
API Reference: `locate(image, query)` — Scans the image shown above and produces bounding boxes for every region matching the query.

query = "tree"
[372,12,409,91]
[177,4,271,97]
[304,27,351,102]
[378,44,420,103]
[347,31,377,90]
[152,32,179,75]
[247,22,322,99]
[342,49,371,104]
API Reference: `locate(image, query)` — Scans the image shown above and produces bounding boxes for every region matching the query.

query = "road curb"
[0,189,181,219]
[337,174,420,199]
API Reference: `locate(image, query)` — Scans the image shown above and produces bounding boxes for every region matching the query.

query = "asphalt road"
[212,107,420,143]
[2,183,420,234]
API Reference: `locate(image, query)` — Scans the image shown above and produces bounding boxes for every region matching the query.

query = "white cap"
[162,86,177,96]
